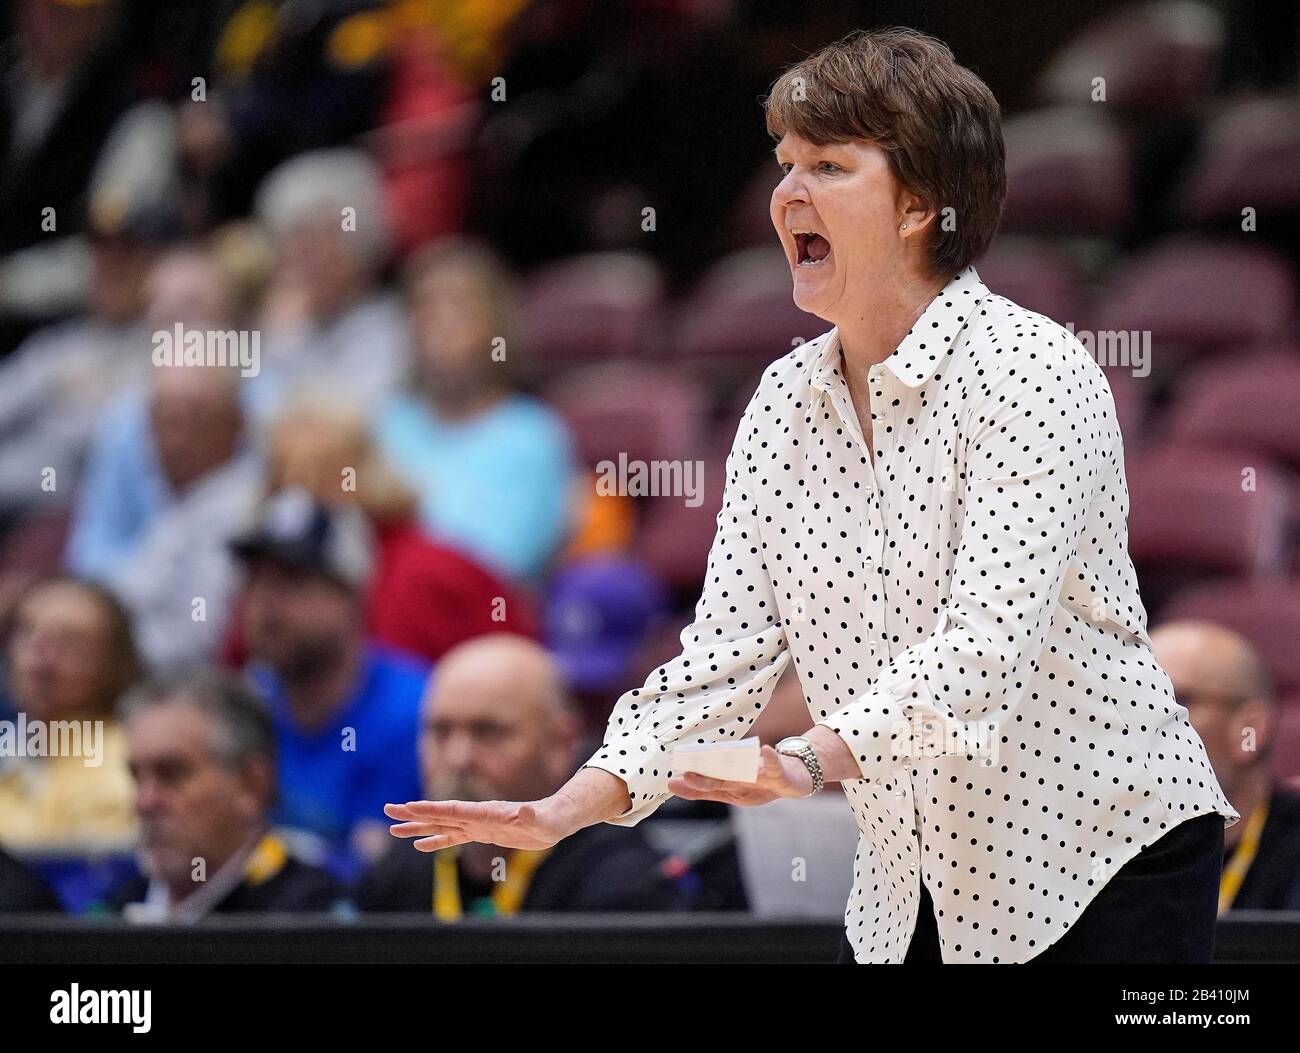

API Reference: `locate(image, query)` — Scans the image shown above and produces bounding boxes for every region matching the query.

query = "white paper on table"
[670,738,762,783]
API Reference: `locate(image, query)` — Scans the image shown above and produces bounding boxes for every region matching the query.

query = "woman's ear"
[897,191,939,239]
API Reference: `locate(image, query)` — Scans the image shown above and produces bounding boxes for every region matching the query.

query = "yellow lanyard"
[243,833,288,885]
[432,846,549,920]
[1218,799,1269,915]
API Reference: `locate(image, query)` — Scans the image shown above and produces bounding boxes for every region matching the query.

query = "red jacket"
[365,519,538,659]
[222,519,538,668]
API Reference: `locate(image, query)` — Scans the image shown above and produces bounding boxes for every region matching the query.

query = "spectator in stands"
[102,368,261,674]
[66,358,250,582]
[107,670,339,921]
[250,148,407,420]
[223,399,538,668]
[0,207,162,526]
[62,243,253,578]
[0,0,134,258]
[231,488,427,877]
[0,577,141,852]
[376,237,576,581]
[177,0,389,228]
[1153,621,1300,911]
[356,634,691,914]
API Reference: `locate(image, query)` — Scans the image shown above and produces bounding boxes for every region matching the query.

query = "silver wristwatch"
[775,736,824,796]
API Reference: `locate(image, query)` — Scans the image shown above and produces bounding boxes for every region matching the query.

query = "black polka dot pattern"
[583,266,1238,963]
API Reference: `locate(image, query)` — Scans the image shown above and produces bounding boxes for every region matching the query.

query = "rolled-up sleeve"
[581,398,791,825]
[816,328,1108,786]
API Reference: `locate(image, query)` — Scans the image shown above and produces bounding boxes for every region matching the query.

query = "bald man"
[352,635,694,915]
[1152,620,1300,911]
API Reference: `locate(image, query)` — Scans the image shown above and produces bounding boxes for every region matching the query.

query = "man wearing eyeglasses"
[1153,620,1300,912]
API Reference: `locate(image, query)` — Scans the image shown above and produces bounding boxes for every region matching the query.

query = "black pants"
[835,811,1224,964]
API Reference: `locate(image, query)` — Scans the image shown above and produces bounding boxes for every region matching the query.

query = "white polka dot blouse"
[583,264,1239,963]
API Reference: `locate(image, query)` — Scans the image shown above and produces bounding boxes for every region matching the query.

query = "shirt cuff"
[581,730,673,827]
[813,663,932,787]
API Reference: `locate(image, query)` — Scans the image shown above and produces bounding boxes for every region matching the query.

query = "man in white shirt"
[385,27,1237,964]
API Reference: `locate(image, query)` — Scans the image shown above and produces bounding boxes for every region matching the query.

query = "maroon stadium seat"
[1165,346,1300,472]
[1001,107,1133,234]
[978,236,1088,323]
[0,510,73,579]
[544,360,707,471]
[520,251,667,368]
[634,437,727,591]
[1160,581,1300,697]
[1096,236,1297,369]
[1125,444,1291,593]
[1037,2,1224,110]
[1179,93,1300,221]
[671,248,827,377]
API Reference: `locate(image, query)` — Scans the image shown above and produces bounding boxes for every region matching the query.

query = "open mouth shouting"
[793,228,832,267]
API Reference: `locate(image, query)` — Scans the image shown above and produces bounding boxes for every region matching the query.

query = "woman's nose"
[772,168,809,209]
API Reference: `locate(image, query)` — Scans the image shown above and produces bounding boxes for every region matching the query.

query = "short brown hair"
[763,27,1006,278]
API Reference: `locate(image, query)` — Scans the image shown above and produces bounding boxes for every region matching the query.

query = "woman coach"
[386,28,1239,964]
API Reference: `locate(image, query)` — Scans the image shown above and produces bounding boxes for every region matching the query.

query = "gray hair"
[121,669,276,774]
[254,148,391,271]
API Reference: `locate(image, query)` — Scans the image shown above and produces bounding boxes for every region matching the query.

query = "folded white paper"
[670,738,762,783]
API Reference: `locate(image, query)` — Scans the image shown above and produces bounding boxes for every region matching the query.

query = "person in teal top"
[376,238,577,581]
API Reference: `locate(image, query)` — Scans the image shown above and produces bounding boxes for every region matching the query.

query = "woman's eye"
[777,160,838,175]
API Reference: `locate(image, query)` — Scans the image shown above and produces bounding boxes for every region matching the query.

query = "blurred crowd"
[1,0,1299,923]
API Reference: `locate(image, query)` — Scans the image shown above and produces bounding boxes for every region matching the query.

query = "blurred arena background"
[1,0,1298,963]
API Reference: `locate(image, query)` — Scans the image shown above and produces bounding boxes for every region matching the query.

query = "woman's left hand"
[667,744,815,806]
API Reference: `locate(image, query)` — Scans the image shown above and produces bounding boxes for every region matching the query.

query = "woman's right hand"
[385,768,633,852]
[384,797,575,853]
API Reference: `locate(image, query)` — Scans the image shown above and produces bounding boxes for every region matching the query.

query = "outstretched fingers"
[383,799,494,824]
[388,821,463,839]
[414,832,472,853]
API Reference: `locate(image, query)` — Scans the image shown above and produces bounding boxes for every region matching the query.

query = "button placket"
[866,364,894,503]
[863,364,888,668]
[867,363,884,471]
[861,489,885,666]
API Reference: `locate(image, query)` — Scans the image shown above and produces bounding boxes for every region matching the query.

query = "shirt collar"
[809,265,990,393]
